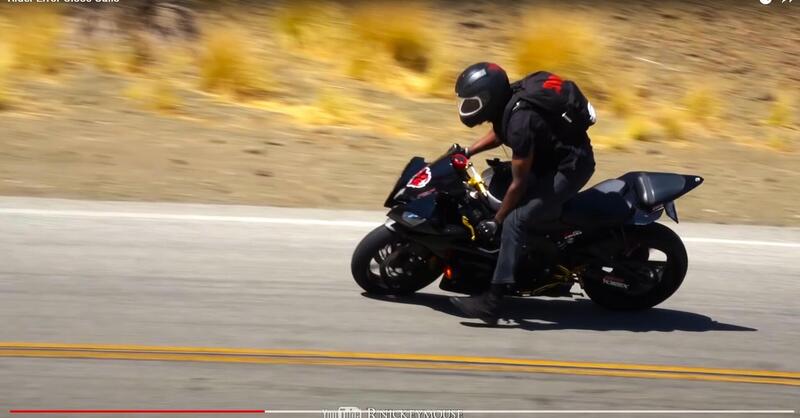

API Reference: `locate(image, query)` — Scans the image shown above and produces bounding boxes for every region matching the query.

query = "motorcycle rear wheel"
[351,226,441,295]
[582,223,688,310]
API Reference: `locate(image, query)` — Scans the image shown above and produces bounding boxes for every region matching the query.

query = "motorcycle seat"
[619,171,689,208]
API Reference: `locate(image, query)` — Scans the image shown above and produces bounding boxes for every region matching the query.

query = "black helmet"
[455,62,512,127]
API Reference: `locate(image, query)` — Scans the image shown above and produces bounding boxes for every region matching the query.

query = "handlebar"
[449,153,501,212]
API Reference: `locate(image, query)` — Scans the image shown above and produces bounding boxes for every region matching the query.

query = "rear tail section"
[619,172,704,224]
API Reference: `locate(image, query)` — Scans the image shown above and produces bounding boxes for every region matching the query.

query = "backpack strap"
[495,80,532,144]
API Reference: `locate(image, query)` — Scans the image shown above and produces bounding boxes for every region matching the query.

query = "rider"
[449,62,596,323]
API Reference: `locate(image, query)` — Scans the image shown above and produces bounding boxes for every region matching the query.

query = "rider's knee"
[502,211,525,232]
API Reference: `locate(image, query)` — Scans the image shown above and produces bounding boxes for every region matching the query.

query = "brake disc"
[379,245,414,289]
[379,244,436,289]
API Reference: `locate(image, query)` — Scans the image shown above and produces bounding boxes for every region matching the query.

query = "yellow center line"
[1,342,799,387]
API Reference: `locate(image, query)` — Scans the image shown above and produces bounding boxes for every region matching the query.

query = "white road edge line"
[680,237,800,248]
[0,208,376,228]
[2,208,799,249]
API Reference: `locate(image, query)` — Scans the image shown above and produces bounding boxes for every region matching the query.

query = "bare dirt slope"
[0,1,798,225]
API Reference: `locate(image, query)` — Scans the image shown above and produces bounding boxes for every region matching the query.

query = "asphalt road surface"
[1,197,799,417]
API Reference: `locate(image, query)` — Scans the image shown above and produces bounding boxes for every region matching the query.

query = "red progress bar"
[10,410,266,414]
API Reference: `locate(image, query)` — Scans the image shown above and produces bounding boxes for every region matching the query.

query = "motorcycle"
[351,150,703,310]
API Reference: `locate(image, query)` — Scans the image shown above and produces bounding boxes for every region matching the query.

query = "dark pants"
[491,165,594,285]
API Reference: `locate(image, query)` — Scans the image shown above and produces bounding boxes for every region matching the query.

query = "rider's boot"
[450,283,507,325]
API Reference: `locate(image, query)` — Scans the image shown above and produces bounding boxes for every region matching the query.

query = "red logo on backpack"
[542,74,563,94]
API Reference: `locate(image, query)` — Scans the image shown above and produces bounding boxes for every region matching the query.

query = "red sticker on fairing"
[407,167,432,189]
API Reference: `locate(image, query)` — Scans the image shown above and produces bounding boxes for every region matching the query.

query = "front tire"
[582,223,688,310]
[351,226,441,295]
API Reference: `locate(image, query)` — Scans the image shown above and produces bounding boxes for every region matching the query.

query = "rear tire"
[351,226,440,295]
[583,223,688,310]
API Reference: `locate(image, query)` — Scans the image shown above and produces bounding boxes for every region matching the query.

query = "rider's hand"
[447,143,470,157]
[477,218,500,244]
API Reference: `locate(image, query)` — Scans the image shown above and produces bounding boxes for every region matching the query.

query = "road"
[0,197,798,416]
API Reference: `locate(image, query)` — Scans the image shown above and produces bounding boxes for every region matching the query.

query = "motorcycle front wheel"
[351,226,441,295]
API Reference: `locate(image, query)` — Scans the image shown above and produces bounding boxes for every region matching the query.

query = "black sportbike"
[351,151,703,310]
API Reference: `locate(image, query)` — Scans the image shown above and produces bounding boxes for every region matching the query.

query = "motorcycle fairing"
[384,156,426,208]
[385,155,464,209]
[385,154,471,226]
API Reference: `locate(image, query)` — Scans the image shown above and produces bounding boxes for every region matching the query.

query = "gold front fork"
[460,162,490,241]
[465,164,488,196]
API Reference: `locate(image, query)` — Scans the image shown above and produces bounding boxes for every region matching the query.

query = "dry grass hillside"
[0,0,798,225]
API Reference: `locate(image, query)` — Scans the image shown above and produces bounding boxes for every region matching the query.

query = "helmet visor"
[458,96,483,117]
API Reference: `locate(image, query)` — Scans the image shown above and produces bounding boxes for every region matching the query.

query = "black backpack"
[501,71,596,141]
